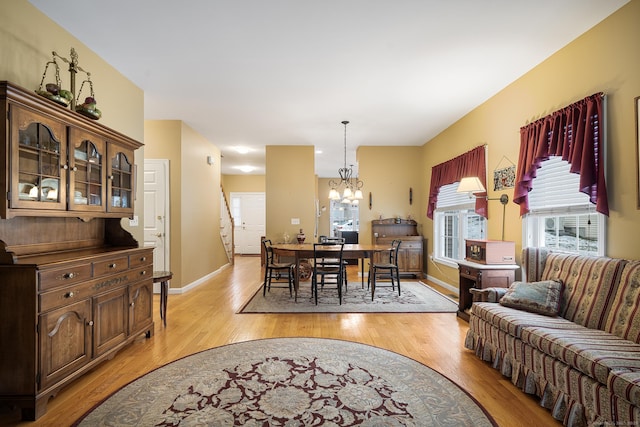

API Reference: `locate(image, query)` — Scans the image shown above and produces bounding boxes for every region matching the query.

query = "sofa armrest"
[469,287,508,303]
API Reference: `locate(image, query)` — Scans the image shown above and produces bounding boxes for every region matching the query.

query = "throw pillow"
[499,280,563,316]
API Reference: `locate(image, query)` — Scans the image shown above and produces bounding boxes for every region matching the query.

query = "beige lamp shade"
[457,177,486,194]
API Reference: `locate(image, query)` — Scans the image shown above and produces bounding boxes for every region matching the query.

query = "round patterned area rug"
[74,338,496,426]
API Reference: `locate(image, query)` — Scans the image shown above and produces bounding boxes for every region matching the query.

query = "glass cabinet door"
[107,147,134,213]
[11,106,67,211]
[68,129,105,212]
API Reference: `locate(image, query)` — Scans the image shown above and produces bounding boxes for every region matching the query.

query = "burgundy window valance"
[427,145,487,219]
[514,93,609,216]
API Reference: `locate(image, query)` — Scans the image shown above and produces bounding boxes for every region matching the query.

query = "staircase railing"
[220,185,234,264]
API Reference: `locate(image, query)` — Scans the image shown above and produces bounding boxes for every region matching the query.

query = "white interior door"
[143,160,170,283]
[231,192,265,255]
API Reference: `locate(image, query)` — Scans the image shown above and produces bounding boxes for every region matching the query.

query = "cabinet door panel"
[106,145,134,214]
[405,249,422,271]
[396,251,408,271]
[10,105,67,211]
[93,287,128,357]
[39,299,91,390]
[68,128,106,212]
[129,280,153,335]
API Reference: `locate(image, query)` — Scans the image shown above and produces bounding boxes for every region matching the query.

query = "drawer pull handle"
[140,256,146,262]
[130,302,135,307]
[109,263,117,269]
[140,270,146,276]
[64,272,75,279]
[65,291,75,298]
[87,320,94,326]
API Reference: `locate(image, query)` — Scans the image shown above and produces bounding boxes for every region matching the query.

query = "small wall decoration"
[409,187,413,205]
[493,155,516,191]
[369,192,373,210]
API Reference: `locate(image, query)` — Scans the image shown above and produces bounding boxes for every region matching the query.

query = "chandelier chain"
[328,121,363,204]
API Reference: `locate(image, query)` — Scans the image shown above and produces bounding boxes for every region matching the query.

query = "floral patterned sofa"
[464,247,640,426]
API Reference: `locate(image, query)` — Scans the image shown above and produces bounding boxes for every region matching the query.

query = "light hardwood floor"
[1,255,560,426]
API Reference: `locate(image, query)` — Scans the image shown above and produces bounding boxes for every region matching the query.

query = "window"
[231,196,241,225]
[523,157,606,256]
[329,200,359,237]
[433,182,486,266]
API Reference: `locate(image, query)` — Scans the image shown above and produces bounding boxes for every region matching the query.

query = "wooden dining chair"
[312,242,345,304]
[262,239,295,299]
[369,239,402,300]
[318,237,348,291]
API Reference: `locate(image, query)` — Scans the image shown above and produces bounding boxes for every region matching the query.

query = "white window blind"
[436,182,474,209]
[527,157,590,212]
[434,181,486,265]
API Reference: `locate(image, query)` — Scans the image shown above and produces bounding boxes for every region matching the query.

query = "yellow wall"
[144,121,183,285]
[316,178,333,238]
[265,146,316,242]
[0,0,145,242]
[421,0,640,286]
[358,146,424,245]
[145,120,225,288]
[221,174,266,193]
[179,123,224,285]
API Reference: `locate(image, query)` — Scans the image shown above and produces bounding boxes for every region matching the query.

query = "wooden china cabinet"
[0,81,153,421]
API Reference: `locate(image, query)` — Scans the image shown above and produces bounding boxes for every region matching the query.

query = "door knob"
[156,233,163,237]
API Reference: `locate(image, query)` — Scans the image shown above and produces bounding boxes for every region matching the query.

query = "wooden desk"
[271,243,391,294]
[456,260,519,321]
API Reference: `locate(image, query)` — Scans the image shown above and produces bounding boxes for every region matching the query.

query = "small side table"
[153,271,173,327]
[456,260,519,321]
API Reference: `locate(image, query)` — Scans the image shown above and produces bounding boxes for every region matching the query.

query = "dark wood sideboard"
[0,81,153,420]
[371,218,423,278]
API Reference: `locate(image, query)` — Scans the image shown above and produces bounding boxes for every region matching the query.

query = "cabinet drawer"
[40,280,96,313]
[39,265,150,312]
[93,256,129,277]
[39,264,92,291]
[129,265,153,284]
[459,267,480,280]
[129,252,152,268]
[399,241,421,249]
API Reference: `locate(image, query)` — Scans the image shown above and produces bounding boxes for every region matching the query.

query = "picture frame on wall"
[636,96,640,209]
[492,155,516,191]
[493,165,516,191]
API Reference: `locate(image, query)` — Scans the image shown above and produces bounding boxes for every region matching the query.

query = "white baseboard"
[156,263,232,294]
[425,274,458,296]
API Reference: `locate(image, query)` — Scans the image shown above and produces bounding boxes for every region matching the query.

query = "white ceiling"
[29,0,628,177]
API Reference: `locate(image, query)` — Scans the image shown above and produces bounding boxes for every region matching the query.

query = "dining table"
[270,243,392,295]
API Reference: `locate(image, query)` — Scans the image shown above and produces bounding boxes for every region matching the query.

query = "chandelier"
[328,121,364,204]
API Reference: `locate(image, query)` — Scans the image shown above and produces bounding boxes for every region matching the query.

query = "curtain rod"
[522,92,605,128]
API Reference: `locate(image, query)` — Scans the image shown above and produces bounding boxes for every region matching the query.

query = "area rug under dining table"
[240,280,458,313]
[73,338,496,426]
